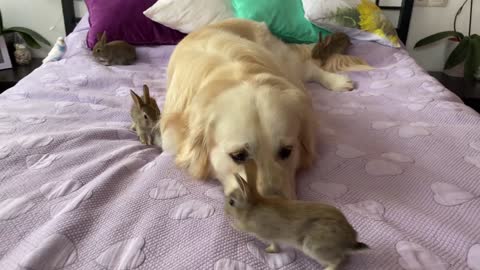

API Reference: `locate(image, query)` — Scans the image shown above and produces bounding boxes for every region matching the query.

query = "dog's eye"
[229,199,235,206]
[278,146,292,160]
[229,150,248,163]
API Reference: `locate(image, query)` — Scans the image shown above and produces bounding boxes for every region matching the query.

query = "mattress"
[0,19,479,270]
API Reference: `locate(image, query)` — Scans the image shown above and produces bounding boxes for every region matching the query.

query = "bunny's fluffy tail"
[322,54,374,73]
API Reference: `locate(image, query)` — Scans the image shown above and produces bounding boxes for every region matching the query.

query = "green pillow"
[231,0,330,44]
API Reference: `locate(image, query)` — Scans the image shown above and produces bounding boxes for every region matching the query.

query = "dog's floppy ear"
[176,112,211,179]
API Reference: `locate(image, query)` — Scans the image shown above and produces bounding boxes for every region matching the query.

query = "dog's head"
[176,77,316,199]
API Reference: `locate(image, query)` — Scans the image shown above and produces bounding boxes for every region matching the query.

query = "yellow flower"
[389,35,399,45]
[373,29,386,38]
[357,0,383,32]
[357,0,399,46]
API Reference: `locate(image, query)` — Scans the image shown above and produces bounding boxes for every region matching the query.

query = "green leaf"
[464,38,480,80]
[444,37,469,70]
[414,31,464,48]
[3,26,50,46]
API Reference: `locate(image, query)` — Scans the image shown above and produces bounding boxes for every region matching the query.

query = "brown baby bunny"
[93,31,136,66]
[130,85,161,145]
[312,32,352,62]
[225,159,368,270]
[312,32,372,73]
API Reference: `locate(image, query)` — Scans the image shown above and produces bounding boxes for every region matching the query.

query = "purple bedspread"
[0,20,479,270]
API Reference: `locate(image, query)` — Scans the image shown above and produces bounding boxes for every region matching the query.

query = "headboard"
[61,0,82,35]
[62,0,414,44]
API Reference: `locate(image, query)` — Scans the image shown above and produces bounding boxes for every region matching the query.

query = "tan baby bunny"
[225,159,368,270]
[93,31,136,66]
[130,85,161,145]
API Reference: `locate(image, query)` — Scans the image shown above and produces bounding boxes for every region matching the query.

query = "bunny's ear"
[130,90,144,107]
[324,34,333,47]
[96,32,102,43]
[234,173,250,199]
[244,159,258,195]
[101,31,107,44]
[143,85,150,103]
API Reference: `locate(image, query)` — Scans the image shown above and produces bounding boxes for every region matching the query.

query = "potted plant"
[0,9,51,49]
[414,0,479,80]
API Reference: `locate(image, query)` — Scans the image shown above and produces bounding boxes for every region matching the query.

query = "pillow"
[231,0,330,44]
[302,0,400,48]
[85,0,186,49]
[143,0,234,33]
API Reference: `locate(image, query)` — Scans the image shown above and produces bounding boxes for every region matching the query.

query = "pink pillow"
[85,0,186,49]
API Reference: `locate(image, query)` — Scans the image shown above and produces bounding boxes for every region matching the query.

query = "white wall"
[0,0,66,57]
[405,0,478,71]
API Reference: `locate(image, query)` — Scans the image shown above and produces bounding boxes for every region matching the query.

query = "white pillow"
[143,0,234,33]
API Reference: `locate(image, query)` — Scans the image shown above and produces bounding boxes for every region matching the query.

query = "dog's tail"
[322,54,374,73]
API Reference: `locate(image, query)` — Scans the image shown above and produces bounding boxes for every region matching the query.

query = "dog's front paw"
[329,75,354,92]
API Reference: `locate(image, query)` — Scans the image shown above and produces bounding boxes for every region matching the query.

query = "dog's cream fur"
[158,19,354,198]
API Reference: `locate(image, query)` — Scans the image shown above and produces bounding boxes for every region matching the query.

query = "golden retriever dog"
[158,19,357,199]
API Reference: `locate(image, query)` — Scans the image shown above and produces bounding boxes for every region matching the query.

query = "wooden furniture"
[429,72,480,113]
[0,58,42,93]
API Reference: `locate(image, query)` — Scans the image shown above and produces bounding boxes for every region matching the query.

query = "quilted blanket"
[0,19,479,270]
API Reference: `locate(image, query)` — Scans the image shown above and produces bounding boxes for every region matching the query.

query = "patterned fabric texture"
[0,19,479,270]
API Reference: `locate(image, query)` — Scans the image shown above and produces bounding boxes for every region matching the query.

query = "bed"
[1,1,479,269]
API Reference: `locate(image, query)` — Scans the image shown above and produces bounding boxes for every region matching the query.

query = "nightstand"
[0,58,42,93]
[429,72,480,113]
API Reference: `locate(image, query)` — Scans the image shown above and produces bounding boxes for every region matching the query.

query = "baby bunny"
[93,31,136,66]
[312,32,352,63]
[130,85,161,145]
[225,159,368,270]
[312,32,372,73]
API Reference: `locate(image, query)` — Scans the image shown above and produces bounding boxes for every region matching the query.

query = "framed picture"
[377,0,402,8]
[0,36,13,70]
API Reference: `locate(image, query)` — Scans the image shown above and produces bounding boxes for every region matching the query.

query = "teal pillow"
[231,0,330,44]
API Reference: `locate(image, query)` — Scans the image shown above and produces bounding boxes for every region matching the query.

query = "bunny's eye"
[228,199,235,206]
[278,146,292,160]
[143,114,148,120]
[96,49,100,53]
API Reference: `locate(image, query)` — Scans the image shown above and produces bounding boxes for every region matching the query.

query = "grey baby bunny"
[130,85,161,145]
[93,31,136,66]
[225,159,368,270]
